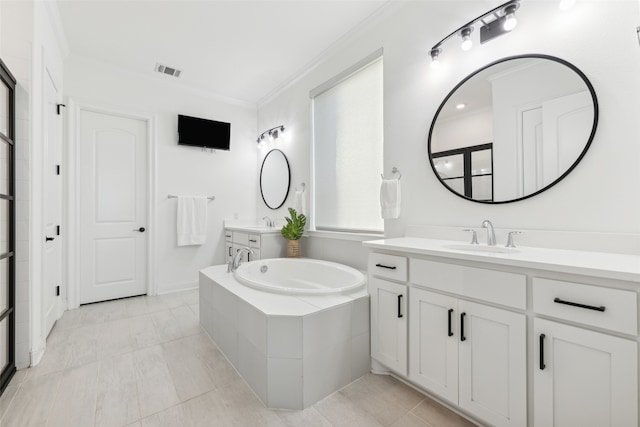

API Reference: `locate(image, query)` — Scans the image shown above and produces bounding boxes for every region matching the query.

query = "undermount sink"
[442,244,520,254]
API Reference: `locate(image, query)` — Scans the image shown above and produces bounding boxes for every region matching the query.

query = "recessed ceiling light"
[456,103,466,109]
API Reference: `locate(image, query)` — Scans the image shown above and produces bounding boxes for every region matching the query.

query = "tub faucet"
[482,220,496,246]
[228,246,255,272]
[262,216,274,227]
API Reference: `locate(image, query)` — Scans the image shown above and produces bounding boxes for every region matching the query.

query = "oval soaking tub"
[233,258,366,295]
[199,261,370,410]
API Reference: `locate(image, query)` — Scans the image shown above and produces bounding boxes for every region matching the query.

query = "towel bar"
[168,195,216,201]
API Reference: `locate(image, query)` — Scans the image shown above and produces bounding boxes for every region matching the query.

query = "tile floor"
[0,290,476,427]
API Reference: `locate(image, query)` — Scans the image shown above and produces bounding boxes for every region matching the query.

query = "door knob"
[45,236,55,242]
[134,227,146,232]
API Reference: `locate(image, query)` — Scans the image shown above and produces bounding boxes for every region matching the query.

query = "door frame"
[65,100,157,309]
[42,67,65,336]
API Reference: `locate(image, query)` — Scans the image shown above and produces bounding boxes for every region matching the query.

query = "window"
[311,53,383,233]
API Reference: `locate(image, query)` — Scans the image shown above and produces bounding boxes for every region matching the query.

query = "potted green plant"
[281,207,306,258]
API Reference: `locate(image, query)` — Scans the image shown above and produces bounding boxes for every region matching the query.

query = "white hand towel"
[380,179,401,219]
[294,188,306,216]
[177,196,208,246]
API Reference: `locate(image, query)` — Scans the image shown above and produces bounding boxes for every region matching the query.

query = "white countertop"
[363,237,640,283]
[225,224,281,234]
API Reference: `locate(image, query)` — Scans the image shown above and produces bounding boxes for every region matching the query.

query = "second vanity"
[224,223,286,264]
[363,237,640,427]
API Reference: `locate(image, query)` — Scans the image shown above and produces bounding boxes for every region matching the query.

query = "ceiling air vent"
[155,63,182,78]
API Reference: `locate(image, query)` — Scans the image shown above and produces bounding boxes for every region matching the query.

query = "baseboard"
[156,280,199,295]
[29,341,46,367]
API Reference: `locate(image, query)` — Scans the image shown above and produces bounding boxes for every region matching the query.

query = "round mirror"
[260,149,291,209]
[428,54,598,204]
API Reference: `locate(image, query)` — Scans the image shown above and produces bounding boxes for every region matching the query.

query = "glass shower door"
[0,58,16,395]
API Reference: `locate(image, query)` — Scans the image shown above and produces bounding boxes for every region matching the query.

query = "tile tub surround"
[199,265,371,410]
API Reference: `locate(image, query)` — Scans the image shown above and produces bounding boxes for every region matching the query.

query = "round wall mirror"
[428,54,598,204]
[260,149,291,209]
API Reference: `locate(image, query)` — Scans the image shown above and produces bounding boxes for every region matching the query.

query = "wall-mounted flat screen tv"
[178,114,231,150]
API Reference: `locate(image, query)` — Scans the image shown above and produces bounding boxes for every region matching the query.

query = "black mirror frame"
[427,53,599,204]
[260,148,291,210]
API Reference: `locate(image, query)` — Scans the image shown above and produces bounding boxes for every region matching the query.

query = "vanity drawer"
[233,232,249,246]
[410,259,526,309]
[248,234,261,249]
[533,278,637,335]
[369,253,407,282]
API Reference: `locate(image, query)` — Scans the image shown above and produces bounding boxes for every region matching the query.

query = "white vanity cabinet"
[369,253,408,375]
[364,237,640,427]
[224,226,285,263]
[370,277,407,374]
[532,278,638,427]
[409,264,527,427]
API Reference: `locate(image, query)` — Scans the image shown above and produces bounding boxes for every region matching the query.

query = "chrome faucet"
[228,246,255,272]
[482,220,496,246]
[262,216,274,227]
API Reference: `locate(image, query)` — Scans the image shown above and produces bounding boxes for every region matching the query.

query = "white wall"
[0,0,34,369]
[257,1,640,269]
[64,56,257,294]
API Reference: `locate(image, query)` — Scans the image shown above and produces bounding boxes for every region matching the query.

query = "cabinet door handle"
[539,334,546,370]
[376,263,397,270]
[460,312,466,342]
[228,247,232,256]
[553,297,605,312]
[45,236,55,242]
[397,294,403,318]
[447,309,454,337]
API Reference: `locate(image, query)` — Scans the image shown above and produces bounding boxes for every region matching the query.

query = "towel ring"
[381,167,401,180]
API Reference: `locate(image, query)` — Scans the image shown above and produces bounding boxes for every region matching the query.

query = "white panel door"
[520,107,543,196]
[370,277,407,375]
[43,71,63,336]
[80,110,147,304]
[542,91,592,187]
[534,318,638,427]
[409,288,458,403]
[458,300,527,427]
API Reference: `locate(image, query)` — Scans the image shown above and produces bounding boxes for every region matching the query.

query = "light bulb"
[429,48,441,69]
[503,14,517,31]
[460,27,473,51]
[559,0,575,10]
[461,37,472,51]
[268,131,274,141]
[456,103,466,110]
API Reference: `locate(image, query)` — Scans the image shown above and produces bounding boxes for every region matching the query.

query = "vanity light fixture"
[428,0,520,67]
[257,125,286,144]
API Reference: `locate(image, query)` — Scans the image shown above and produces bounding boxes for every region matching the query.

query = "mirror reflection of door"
[432,144,493,202]
[429,55,597,204]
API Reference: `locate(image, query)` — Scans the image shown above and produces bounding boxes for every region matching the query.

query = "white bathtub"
[233,258,366,295]
[199,261,370,410]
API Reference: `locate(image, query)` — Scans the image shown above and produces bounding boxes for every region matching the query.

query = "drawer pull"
[249,239,257,243]
[397,295,403,318]
[460,312,466,342]
[375,263,397,270]
[539,334,546,370]
[447,308,454,337]
[553,297,606,312]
